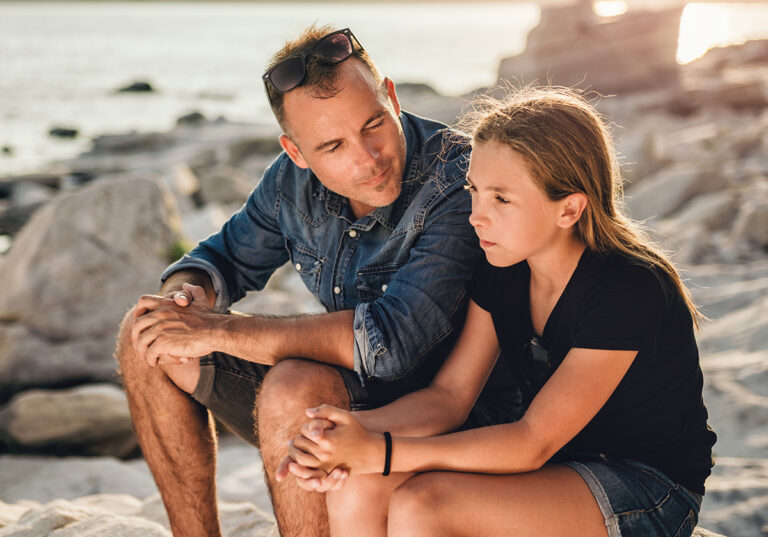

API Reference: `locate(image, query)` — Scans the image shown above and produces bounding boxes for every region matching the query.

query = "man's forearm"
[160,269,216,307]
[215,310,355,370]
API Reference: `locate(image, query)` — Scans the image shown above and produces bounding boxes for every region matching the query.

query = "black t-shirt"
[470,249,716,495]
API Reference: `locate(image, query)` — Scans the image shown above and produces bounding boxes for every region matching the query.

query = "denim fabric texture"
[565,458,703,537]
[162,112,480,384]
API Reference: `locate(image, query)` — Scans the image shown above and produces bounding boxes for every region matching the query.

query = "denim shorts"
[190,352,525,447]
[564,458,703,537]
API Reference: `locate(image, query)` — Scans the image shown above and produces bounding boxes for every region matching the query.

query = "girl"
[280,88,716,537]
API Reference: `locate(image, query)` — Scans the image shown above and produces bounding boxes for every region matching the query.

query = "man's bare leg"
[257,359,350,537]
[116,309,222,537]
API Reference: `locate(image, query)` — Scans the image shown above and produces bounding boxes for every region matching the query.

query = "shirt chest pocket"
[285,239,324,296]
[356,263,402,302]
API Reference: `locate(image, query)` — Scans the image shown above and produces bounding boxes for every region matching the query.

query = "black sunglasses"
[520,336,552,398]
[262,28,362,98]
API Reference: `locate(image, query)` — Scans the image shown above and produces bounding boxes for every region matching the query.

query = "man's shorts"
[190,351,525,447]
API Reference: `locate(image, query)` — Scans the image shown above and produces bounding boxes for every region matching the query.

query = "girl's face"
[467,141,564,267]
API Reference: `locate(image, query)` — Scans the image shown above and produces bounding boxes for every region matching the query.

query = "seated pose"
[281,88,717,537]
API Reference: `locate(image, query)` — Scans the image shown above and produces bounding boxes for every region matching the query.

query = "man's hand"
[131,283,223,367]
[276,418,349,492]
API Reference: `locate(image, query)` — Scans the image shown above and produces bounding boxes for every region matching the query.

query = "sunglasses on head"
[262,28,362,99]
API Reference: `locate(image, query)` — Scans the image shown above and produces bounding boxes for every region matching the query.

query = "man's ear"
[384,77,401,116]
[280,134,309,169]
[557,192,588,229]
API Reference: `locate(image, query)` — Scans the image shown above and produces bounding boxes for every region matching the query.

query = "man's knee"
[115,306,138,370]
[258,359,349,420]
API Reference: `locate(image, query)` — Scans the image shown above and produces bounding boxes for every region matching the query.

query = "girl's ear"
[557,192,588,229]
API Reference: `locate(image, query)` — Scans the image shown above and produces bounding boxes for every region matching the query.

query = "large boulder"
[0,178,181,401]
[497,3,682,95]
[0,384,136,457]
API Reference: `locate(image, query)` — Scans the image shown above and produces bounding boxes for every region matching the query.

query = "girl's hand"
[291,405,387,476]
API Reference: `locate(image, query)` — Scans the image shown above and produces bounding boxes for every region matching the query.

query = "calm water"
[1,1,767,175]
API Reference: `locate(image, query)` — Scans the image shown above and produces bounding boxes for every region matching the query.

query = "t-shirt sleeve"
[572,264,663,352]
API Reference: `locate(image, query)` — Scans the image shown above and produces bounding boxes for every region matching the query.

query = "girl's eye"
[464,182,476,193]
[495,195,510,204]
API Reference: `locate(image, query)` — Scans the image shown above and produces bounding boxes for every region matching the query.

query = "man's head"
[264,26,407,218]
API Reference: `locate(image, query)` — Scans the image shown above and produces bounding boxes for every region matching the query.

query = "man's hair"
[265,24,384,133]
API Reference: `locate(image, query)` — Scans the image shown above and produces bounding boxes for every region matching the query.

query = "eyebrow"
[465,175,509,194]
[313,110,389,153]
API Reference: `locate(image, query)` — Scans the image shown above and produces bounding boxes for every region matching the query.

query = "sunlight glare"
[593,1,629,18]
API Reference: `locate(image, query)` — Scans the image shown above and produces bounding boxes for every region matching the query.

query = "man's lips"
[361,165,389,187]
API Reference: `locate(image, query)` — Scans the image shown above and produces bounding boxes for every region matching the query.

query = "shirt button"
[381,284,388,292]
[333,286,341,295]
[295,263,301,271]
[348,230,357,238]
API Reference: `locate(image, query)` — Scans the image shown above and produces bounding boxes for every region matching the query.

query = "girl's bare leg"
[388,465,608,537]
[326,472,413,537]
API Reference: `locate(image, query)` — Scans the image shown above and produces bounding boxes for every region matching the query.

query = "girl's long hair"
[461,87,703,327]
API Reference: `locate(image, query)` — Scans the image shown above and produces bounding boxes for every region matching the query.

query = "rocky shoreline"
[1,6,768,534]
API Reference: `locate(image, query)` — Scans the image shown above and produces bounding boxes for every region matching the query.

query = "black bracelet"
[382,431,392,476]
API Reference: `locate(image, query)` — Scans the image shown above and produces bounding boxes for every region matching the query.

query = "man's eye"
[366,121,383,131]
[327,143,341,153]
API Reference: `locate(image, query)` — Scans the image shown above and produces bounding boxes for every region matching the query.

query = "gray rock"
[181,203,231,244]
[625,163,727,222]
[0,178,180,398]
[0,384,136,457]
[0,500,170,537]
[10,182,55,207]
[732,200,768,249]
[198,166,254,205]
[670,191,738,231]
[0,502,30,528]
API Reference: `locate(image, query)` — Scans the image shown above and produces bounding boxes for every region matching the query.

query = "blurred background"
[0,2,767,536]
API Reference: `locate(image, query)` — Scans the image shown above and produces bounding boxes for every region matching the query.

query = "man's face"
[279,59,407,219]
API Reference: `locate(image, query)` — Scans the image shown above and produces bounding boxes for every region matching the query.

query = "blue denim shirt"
[162,112,480,384]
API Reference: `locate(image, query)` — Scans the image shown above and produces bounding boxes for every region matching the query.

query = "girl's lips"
[479,239,496,248]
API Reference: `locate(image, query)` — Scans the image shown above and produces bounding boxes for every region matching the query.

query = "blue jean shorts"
[564,458,703,537]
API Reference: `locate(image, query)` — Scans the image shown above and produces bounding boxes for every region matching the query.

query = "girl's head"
[463,87,702,326]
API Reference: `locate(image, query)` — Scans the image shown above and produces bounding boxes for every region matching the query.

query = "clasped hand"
[131,283,222,366]
[275,405,384,492]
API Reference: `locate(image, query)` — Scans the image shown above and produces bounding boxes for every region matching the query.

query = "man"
[116,26,515,537]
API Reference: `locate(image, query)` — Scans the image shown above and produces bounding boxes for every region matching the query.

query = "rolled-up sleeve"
[161,157,289,311]
[352,184,480,382]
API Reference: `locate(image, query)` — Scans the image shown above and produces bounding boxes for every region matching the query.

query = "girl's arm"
[291,346,637,475]
[354,299,502,436]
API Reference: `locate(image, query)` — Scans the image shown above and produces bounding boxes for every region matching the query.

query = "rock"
[1,146,13,156]
[198,166,254,205]
[0,501,30,528]
[181,203,231,244]
[91,132,171,154]
[10,182,55,207]
[117,81,154,93]
[48,128,78,139]
[0,499,170,537]
[689,39,768,73]
[0,384,136,457]
[176,111,206,126]
[71,495,142,518]
[0,178,181,399]
[669,191,737,231]
[497,4,682,95]
[732,199,768,249]
[625,163,728,222]
[0,456,157,503]
[0,202,46,236]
